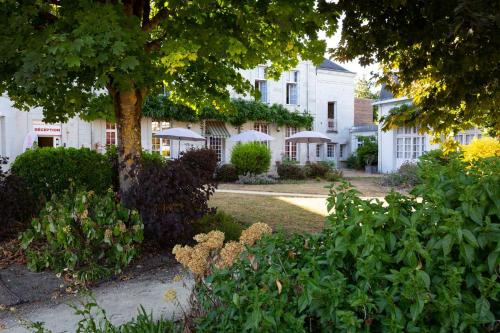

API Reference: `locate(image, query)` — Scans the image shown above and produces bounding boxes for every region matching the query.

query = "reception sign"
[32,120,62,136]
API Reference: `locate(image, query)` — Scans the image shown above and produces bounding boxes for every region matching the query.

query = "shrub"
[195,155,500,332]
[236,173,278,185]
[345,154,359,169]
[124,148,218,246]
[324,169,343,182]
[215,164,239,183]
[20,188,143,282]
[0,163,37,240]
[304,161,331,178]
[11,147,113,199]
[230,142,271,175]
[381,161,420,188]
[193,211,244,242]
[461,137,500,162]
[277,161,306,180]
[347,136,378,169]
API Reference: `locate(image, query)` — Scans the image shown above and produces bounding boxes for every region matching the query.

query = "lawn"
[209,192,327,233]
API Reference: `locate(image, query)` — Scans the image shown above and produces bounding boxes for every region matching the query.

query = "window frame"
[285,126,298,161]
[105,122,117,148]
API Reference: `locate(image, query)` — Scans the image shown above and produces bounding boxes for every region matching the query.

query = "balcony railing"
[327,119,337,132]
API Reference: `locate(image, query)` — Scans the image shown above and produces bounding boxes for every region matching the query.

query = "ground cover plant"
[193,152,500,332]
[124,148,218,246]
[236,173,277,185]
[11,147,113,200]
[230,142,271,176]
[381,161,420,188]
[20,187,144,282]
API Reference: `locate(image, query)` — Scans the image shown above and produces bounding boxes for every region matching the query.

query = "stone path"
[0,259,192,332]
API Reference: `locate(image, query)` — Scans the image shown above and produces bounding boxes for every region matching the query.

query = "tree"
[331,0,500,135]
[0,0,338,194]
[354,77,378,100]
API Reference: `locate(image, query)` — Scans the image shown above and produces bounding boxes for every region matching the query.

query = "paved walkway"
[1,261,192,332]
[216,188,329,198]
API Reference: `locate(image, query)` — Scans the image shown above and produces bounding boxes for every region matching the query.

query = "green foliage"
[193,211,244,242]
[21,188,143,282]
[215,164,239,183]
[277,160,306,180]
[0,0,335,121]
[30,301,178,333]
[349,136,378,169]
[382,161,420,188]
[196,156,500,332]
[236,173,278,185]
[230,142,271,175]
[333,0,500,134]
[143,97,314,128]
[304,161,331,178]
[324,169,343,182]
[11,147,113,200]
[354,77,378,100]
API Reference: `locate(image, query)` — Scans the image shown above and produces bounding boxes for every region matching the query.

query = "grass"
[209,192,326,233]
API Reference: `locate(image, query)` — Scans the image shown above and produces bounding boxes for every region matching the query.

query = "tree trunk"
[110,88,143,197]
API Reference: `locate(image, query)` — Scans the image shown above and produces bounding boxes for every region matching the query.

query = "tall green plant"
[230,142,271,175]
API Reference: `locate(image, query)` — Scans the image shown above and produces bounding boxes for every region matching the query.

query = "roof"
[379,84,395,100]
[317,59,354,74]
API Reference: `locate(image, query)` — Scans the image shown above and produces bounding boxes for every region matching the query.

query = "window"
[395,126,426,160]
[152,121,171,157]
[340,144,345,158]
[255,80,268,103]
[327,102,336,131]
[209,137,224,162]
[105,122,117,147]
[286,70,299,105]
[327,143,335,158]
[254,122,270,147]
[316,144,321,158]
[285,126,298,161]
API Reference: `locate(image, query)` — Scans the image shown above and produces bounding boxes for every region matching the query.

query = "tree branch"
[142,6,173,32]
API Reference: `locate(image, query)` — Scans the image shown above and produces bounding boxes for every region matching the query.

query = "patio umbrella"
[153,127,206,158]
[285,130,331,163]
[229,130,274,143]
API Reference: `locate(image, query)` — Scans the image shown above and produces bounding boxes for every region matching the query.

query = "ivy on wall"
[142,95,313,128]
[82,94,313,128]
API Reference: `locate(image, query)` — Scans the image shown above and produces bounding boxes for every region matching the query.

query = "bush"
[277,161,306,180]
[124,148,218,246]
[230,142,271,175]
[236,173,278,185]
[193,211,244,242]
[347,136,378,169]
[345,154,359,169]
[381,161,420,188]
[0,163,37,240]
[324,169,343,182]
[304,161,331,178]
[195,155,500,332]
[215,164,239,183]
[11,147,113,200]
[461,137,500,162]
[20,187,143,282]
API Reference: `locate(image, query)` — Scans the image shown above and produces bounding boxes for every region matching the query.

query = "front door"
[38,136,54,147]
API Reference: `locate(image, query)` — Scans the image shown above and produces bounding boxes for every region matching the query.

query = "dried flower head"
[194,230,224,250]
[217,241,244,269]
[104,229,112,240]
[119,223,127,233]
[239,223,272,246]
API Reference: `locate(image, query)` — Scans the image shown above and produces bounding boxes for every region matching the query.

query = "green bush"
[347,136,378,169]
[193,211,244,242]
[381,161,420,188]
[20,187,143,282]
[230,142,271,175]
[195,155,500,332]
[304,161,331,178]
[324,169,343,182]
[277,160,306,180]
[215,164,239,182]
[11,147,113,200]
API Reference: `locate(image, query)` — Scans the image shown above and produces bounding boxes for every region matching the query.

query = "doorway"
[38,136,54,147]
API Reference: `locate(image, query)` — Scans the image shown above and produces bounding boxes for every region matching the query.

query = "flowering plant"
[20,187,143,282]
[461,137,500,162]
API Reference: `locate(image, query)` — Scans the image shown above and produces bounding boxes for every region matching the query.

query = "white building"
[374,86,482,173]
[0,59,356,170]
